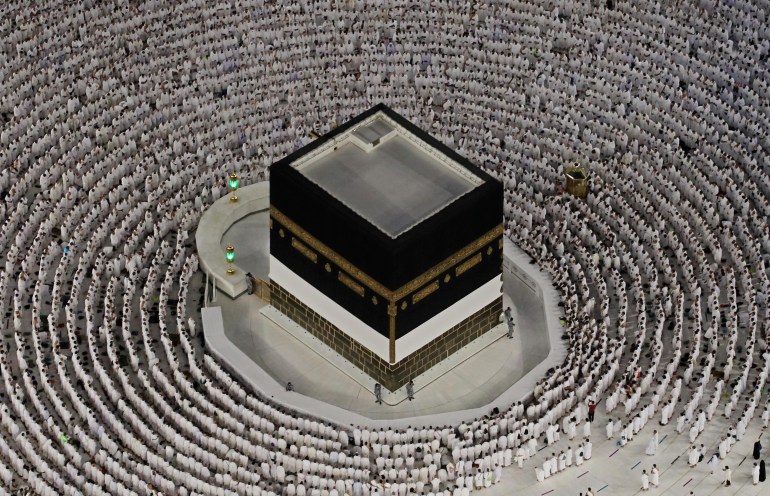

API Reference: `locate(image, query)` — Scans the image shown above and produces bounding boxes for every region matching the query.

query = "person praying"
[753,439,762,460]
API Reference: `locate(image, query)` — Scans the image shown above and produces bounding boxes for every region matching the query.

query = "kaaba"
[269,104,503,390]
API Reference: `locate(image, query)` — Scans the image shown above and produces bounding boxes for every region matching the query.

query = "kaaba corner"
[268,104,504,390]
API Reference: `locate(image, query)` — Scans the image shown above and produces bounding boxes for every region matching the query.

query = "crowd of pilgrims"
[0,0,769,494]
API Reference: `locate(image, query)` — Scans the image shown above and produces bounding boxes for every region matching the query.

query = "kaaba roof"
[290,109,483,238]
[270,104,502,293]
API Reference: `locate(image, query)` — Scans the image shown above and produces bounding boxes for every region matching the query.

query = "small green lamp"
[225,244,235,275]
[229,172,239,202]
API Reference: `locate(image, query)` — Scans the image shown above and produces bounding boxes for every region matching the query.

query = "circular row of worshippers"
[0,0,769,494]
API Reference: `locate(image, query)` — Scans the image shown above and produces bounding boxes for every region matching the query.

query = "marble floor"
[212,212,561,422]
[214,259,554,422]
[221,211,270,280]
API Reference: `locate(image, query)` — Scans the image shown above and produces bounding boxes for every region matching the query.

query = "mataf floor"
[205,211,564,423]
[214,263,546,421]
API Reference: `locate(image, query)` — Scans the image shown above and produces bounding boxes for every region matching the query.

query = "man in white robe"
[546,424,556,445]
[483,470,493,488]
[723,466,732,486]
[697,410,706,432]
[676,413,687,433]
[689,423,699,443]
[497,448,509,467]
[514,447,525,468]
[527,437,537,457]
[688,446,699,467]
[708,454,719,474]
[474,470,483,489]
[719,438,728,459]
[645,430,658,456]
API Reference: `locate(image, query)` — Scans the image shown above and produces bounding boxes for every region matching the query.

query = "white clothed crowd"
[0,0,769,495]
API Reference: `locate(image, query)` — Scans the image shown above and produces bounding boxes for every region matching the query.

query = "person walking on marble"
[708,453,719,475]
[645,430,658,455]
[504,307,515,339]
[688,445,699,467]
[641,469,649,491]
[723,466,732,486]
